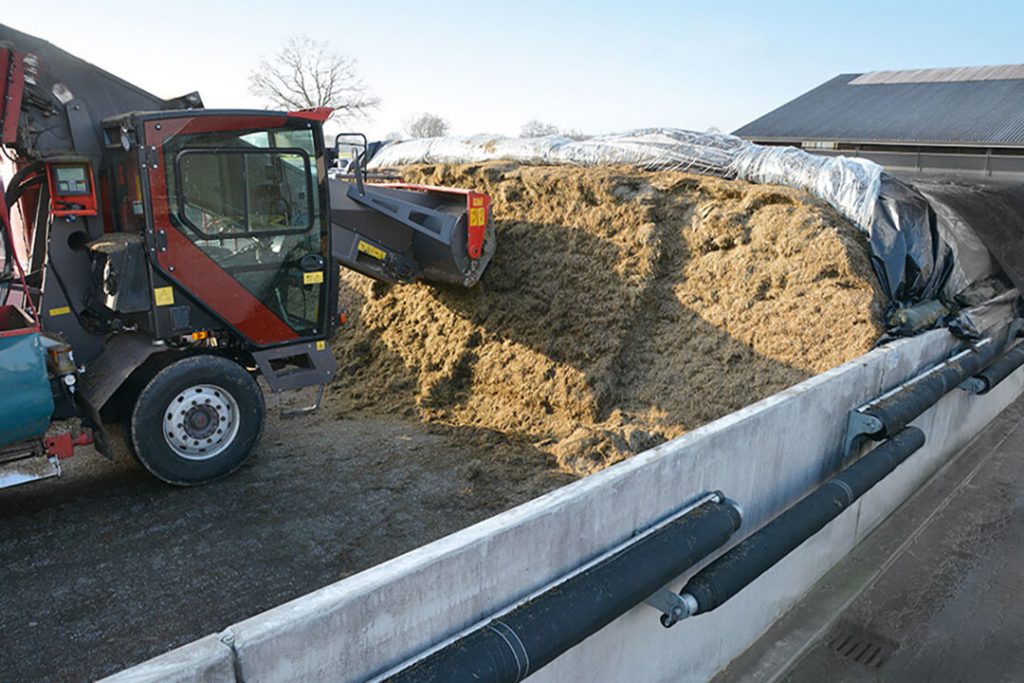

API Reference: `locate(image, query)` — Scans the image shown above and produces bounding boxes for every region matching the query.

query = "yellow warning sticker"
[469,207,486,227]
[48,306,71,317]
[154,286,175,306]
[357,240,387,261]
[316,340,326,351]
[471,196,484,208]
[303,271,324,285]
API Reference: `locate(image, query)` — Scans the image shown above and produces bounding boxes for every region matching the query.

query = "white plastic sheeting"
[367,128,883,231]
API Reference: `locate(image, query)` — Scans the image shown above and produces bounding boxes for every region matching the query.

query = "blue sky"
[5,1,1023,139]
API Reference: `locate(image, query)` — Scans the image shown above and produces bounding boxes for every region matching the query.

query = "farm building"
[735,65,1024,180]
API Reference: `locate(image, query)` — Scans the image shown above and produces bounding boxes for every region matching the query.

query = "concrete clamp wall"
[100,634,235,683]
[103,324,1024,683]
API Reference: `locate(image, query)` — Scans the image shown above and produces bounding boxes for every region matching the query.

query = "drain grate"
[825,620,898,670]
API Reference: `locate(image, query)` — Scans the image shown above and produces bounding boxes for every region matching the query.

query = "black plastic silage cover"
[865,172,1024,330]
[868,175,955,312]
[915,180,1024,297]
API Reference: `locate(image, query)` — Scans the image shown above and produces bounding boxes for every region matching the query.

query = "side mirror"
[335,132,369,195]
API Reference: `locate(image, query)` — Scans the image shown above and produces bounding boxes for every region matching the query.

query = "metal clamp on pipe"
[664,427,925,628]
[844,338,994,455]
[643,495,743,627]
[645,585,700,628]
[379,492,743,683]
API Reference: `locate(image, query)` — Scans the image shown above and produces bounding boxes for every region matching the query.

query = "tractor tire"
[129,355,265,485]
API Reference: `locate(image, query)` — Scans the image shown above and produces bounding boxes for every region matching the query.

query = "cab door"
[139,112,333,347]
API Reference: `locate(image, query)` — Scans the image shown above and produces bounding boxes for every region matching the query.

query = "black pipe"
[863,344,996,438]
[970,342,1024,395]
[388,497,743,683]
[675,428,925,620]
[4,161,45,208]
[4,174,44,210]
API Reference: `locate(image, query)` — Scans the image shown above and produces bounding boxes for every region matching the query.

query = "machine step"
[0,453,62,490]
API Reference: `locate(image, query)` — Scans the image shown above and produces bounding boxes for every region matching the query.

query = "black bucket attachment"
[329,180,495,288]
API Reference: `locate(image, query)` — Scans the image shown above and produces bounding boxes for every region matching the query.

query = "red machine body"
[0,22,495,488]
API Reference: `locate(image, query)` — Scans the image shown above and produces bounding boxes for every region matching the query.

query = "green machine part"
[0,332,54,447]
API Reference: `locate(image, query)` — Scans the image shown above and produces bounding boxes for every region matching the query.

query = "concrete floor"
[718,394,1024,683]
[0,391,570,682]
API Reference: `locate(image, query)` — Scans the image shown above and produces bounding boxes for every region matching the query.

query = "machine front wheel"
[129,355,265,485]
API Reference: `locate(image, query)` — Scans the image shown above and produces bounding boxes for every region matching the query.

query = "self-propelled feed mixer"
[0,25,494,488]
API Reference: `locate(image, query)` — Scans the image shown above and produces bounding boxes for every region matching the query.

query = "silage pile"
[331,162,885,476]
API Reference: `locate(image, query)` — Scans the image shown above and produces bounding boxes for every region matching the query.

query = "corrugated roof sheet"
[734,70,1024,147]
[851,64,1024,85]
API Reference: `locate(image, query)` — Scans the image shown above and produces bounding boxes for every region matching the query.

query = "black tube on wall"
[972,342,1024,395]
[677,427,925,619]
[864,344,996,438]
[388,497,743,683]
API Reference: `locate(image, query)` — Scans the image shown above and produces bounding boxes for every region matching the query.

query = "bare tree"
[249,35,379,123]
[405,113,450,138]
[520,119,561,137]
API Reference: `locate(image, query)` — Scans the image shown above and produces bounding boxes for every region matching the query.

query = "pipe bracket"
[843,410,884,457]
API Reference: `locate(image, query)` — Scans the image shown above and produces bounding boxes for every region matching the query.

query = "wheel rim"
[162,384,241,460]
